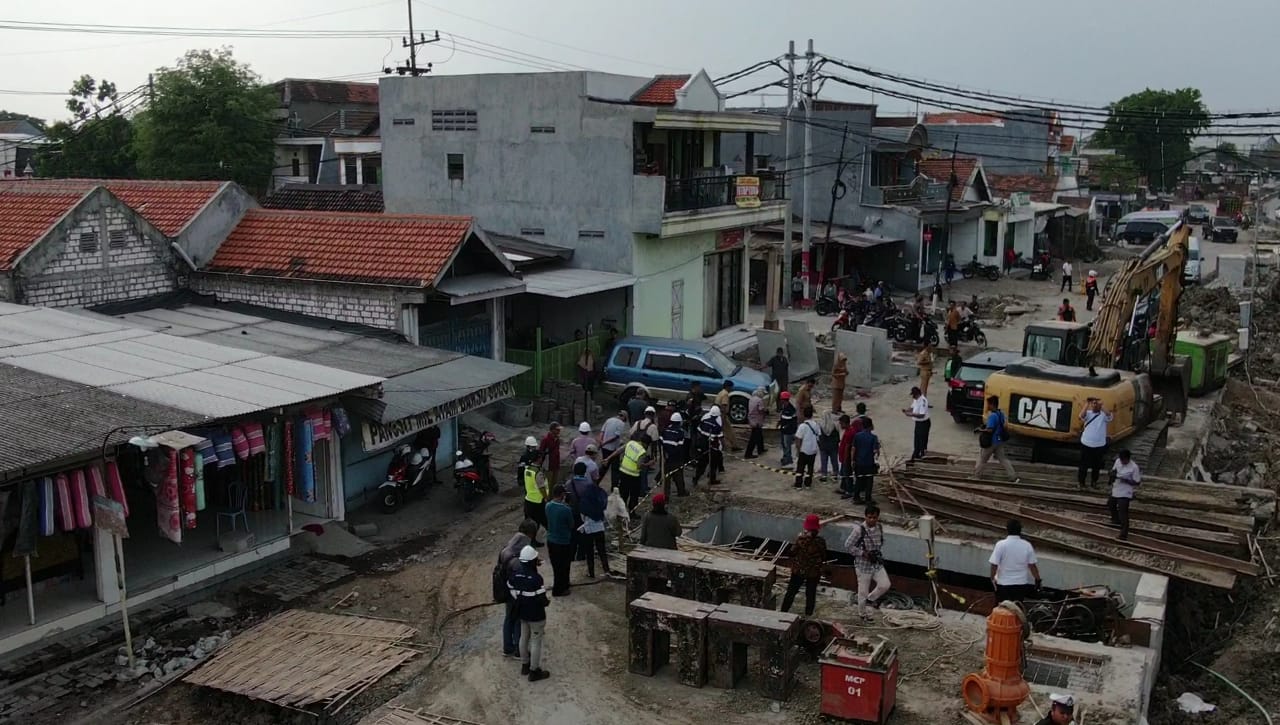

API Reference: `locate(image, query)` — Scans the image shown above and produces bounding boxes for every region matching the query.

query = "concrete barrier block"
[1134,573,1168,607]
[783,319,819,380]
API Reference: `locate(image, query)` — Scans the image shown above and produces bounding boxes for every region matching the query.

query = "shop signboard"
[361,380,515,452]
[734,176,761,208]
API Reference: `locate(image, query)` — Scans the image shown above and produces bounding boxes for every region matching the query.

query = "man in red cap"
[778,390,798,468]
[638,493,681,550]
[781,514,827,616]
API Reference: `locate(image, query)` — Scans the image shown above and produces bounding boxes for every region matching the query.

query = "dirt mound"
[971,294,1038,326]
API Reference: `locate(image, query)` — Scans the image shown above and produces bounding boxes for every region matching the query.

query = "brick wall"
[192,274,403,330]
[22,204,178,308]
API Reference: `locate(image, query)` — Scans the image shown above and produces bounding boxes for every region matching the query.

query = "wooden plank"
[898,492,1237,589]
[904,480,1258,577]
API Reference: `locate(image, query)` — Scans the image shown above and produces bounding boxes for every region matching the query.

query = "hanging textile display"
[105,460,130,516]
[331,405,351,437]
[211,431,235,469]
[245,421,267,456]
[54,473,76,532]
[296,418,316,503]
[179,447,198,529]
[15,480,38,555]
[306,407,330,441]
[194,451,207,511]
[69,469,92,529]
[38,477,55,536]
[265,422,282,481]
[283,419,296,497]
[156,449,182,544]
[231,426,251,461]
[87,465,106,498]
[193,435,215,464]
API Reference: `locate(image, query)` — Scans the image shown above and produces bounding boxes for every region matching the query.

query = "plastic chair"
[216,481,249,539]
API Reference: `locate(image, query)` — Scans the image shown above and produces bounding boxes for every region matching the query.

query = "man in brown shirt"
[916,343,935,399]
[781,514,828,616]
[795,379,815,415]
[945,301,961,348]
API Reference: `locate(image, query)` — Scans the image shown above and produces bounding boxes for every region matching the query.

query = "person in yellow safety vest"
[522,452,549,548]
[615,431,652,516]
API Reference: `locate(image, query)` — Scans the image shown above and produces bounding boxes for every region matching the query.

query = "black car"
[1114,220,1169,244]
[1185,205,1211,225]
[945,350,1023,423]
[1208,216,1239,243]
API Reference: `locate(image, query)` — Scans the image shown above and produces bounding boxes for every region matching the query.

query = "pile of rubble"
[971,294,1038,327]
[115,631,231,683]
[1181,280,1280,381]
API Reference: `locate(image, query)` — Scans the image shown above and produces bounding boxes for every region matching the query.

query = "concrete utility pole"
[939,137,958,286]
[819,123,850,290]
[769,40,798,329]
[800,38,815,305]
[391,0,441,76]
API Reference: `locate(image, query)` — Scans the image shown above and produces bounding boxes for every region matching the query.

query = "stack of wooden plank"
[889,460,1274,590]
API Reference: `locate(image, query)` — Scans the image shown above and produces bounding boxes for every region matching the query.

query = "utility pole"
[770,40,798,329]
[819,123,850,291]
[939,137,959,288]
[389,0,441,76]
[800,38,815,305]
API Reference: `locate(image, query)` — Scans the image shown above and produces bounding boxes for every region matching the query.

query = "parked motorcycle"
[830,308,857,334]
[379,444,433,512]
[814,294,840,316]
[961,260,1002,281]
[454,451,486,511]
[459,429,499,493]
[956,319,988,346]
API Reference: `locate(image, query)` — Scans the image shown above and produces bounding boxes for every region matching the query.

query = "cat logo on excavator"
[1010,394,1072,432]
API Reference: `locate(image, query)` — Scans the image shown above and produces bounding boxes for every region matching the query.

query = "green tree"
[34,75,137,178]
[1091,154,1141,194]
[1095,88,1210,192]
[133,49,276,194]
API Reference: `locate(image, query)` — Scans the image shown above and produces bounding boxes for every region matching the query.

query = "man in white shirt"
[1060,260,1074,293]
[1077,398,1113,489]
[1109,448,1141,541]
[989,519,1041,603]
[902,386,931,461]
[792,406,821,489]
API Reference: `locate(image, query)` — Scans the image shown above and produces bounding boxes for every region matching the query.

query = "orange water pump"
[961,604,1030,722]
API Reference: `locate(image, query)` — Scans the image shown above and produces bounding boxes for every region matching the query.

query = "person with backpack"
[792,406,821,489]
[844,504,890,621]
[493,519,540,657]
[974,395,1019,482]
[568,463,614,578]
[816,409,841,482]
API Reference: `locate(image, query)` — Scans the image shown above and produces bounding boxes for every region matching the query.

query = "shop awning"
[350,356,528,451]
[830,231,904,248]
[436,274,526,305]
[521,268,636,298]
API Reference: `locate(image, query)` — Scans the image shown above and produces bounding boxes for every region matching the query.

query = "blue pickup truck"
[600,336,775,424]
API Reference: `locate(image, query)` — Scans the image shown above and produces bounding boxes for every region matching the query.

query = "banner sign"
[361,380,515,452]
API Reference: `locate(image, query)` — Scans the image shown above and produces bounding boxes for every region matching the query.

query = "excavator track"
[1005,419,1169,470]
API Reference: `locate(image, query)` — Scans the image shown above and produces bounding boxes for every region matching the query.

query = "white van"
[1184,236,1202,283]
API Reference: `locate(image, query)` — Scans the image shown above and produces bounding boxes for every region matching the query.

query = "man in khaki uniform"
[714,381,740,451]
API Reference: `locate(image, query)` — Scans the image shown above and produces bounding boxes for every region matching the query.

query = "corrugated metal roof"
[0,302,383,419]
[522,268,635,298]
[0,363,201,479]
[436,273,526,302]
[376,356,529,423]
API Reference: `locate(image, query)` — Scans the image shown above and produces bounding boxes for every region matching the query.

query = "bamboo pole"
[113,535,135,668]
[23,556,34,626]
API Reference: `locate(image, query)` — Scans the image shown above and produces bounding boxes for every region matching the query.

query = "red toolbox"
[819,636,898,723]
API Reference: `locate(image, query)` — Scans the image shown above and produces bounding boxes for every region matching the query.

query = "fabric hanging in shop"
[105,460,129,516]
[54,473,76,533]
[265,422,282,482]
[296,418,316,503]
[156,449,182,544]
[283,419,296,497]
[69,469,92,529]
[38,477,54,536]
[192,435,215,464]
[87,465,106,498]
[245,421,266,456]
[211,431,235,469]
[306,407,331,442]
[331,405,351,437]
[179,447,197,530]
[14,480,38,555]
[194,451,207,511]
[230,426,250,461]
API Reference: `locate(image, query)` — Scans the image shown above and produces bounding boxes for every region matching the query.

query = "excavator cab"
[1022,322,1092,366]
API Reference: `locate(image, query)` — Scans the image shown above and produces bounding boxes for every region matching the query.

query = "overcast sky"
[3,0,1278,142]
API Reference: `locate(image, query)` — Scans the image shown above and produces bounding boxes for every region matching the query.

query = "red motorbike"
[830,308,857,334]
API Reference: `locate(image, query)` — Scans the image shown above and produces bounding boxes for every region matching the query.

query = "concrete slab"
[1216,254,1248,289]
[782,319,819,380]
[835,330,875,387]
[755,329,788,376]
[860,325,892,377]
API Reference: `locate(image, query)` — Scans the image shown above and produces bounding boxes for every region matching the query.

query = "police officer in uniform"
[1035,693,1076,724]
[660,412,688,497]
[522,449,548,547]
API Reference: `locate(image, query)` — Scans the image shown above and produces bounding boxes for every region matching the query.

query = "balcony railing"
[664,174,785,213]
[867,179,950,206]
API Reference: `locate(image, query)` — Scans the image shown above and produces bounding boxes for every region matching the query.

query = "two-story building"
[271,79,382,190]
[923,109,1062,176]
[379,70,789,340]
[0,119,44,179]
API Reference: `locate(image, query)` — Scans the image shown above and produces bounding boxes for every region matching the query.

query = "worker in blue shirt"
[660,412,688,497]
[852,419,881,505]
[544,485,575,597]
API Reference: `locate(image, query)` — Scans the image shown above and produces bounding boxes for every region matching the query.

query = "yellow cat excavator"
[984,222,1192,464]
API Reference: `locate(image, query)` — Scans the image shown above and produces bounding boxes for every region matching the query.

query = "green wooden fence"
[505,329,608,399]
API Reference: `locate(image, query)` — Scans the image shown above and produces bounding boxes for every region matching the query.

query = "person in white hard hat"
[507,545,551,682]
[1036,693,1075,724]
[660,411,688,497]
[516,436,540,489]
[631,405,660,494]
[569,421,595,460]
[692,406,724,488]
[1085,270,1099,311]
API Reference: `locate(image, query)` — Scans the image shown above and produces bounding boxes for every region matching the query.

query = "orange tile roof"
[923,111,1003,125]
[987,173,1059,203]
[632,75,691,105]
[917,157,979,201]
[0,179,223,236]
[206,209,475,287]
[0,187,86,271]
